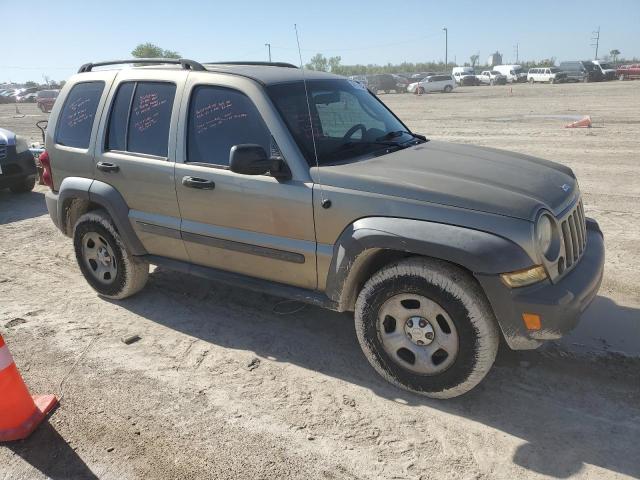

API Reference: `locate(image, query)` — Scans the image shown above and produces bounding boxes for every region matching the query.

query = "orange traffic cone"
[0,334,58,442]
[565,116,592,128]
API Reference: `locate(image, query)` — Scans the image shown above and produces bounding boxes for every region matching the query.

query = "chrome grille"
[561,199,587,269]
[0,142,6,160]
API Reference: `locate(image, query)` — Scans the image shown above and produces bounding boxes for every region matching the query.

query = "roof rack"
[204,61,298,69]
[77,58,206,73]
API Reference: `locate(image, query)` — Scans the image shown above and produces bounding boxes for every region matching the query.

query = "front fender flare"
[325,217,534,311]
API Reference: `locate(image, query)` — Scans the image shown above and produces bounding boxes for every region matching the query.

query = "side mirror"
[229,144,290,179]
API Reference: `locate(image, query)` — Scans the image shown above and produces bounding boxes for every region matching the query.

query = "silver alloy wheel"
[377,293,459,375]
[82,232,117,284]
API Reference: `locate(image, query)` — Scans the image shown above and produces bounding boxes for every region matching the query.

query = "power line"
[591,27,600,59]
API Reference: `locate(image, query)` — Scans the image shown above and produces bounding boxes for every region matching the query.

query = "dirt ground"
[1,82,639,480]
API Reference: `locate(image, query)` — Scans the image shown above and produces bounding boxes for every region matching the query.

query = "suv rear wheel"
[354,258,499,398]
[73,210,149,299]
[443,85,453,93]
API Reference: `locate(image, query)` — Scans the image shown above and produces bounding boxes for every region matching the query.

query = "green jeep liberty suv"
[43,59,604,398]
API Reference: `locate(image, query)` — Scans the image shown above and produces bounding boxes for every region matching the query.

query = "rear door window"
[56,81,105,149]
[105,81,176,157]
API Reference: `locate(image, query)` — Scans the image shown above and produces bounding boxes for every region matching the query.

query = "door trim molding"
[182,231,305,264]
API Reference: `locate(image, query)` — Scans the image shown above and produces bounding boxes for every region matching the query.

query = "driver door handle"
[182,176,215,190]
[96,161,119,173]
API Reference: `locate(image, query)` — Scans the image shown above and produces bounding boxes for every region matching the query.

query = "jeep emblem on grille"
[561,184,571,192]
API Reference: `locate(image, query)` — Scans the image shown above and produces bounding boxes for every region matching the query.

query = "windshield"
[490,71,501,75]
[513,67,524,74]
[267,79,419,166]
[549,68,561,73]
[599,63,613,69]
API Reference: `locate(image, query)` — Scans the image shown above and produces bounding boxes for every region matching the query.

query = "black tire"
[443,85,453,93]
[354,258,499,399]
[529,78,535,84]
[73,210,149,299]
[417,87,425,95]
[9,176,36,193]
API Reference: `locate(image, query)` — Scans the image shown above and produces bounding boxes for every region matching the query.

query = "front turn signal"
[500,266,547,288]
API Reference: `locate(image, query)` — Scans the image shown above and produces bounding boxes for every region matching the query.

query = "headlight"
[15,135,30,154]
[536,214,553,257]
[536,212,561,261]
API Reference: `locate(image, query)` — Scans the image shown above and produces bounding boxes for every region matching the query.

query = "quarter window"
[56,81,105,149]
[105,81,176,157]
[187,86,271,166]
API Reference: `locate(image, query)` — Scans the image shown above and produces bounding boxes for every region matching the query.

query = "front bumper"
[476,219,605,350]
[0,149,37,189]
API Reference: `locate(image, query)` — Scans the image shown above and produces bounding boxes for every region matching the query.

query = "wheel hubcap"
[377,294,459,375]
[82,232,117,284]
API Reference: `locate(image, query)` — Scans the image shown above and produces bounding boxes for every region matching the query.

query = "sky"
[2,0,639,83]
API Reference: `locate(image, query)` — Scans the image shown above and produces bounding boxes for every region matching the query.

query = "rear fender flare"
[57,177,146,255]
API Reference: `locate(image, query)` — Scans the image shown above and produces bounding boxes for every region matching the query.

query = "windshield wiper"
[339,140,405,152]
[376,130,427,142]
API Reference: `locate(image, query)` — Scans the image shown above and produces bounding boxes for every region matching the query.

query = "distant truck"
[477,71,507,85]
[591,61,616,81]
[492,65,527,83]
[451,66,479,86]
[616,64,640,81]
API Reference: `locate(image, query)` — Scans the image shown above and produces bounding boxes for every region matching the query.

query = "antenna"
[294,24,329,208]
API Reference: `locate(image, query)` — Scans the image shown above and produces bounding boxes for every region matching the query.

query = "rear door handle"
[182,176,215,190]
[96,161,119,173]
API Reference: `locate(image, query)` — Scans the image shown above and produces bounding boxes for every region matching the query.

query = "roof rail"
[77,58,206,73]
[204,61,298,69]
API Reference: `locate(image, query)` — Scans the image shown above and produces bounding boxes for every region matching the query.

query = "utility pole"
[265,43,272,62]
[514,43,519,63]
[442,27,448,69]
[591,27,600,59]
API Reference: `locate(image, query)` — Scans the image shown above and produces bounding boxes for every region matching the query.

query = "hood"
[315,141,578,220]
[0,127,16,145]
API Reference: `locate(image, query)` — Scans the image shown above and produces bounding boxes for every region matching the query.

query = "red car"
[616,64,640,81]
[36,89,59,113]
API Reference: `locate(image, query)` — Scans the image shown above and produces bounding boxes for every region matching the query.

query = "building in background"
[487,51,503,67]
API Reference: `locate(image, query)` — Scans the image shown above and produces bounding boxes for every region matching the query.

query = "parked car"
[347,75,368,87]
[0,127,37,193]
[591,61,616,81]
[492,65,527,83]
[452,66,479,86]
[16,87,39,102]
[36,89,59,112]
[477,71,507,85]
[616,64,640,80]
[366,74,402,94]
[407,74,456,93]
[0,89,19,104]
[558,61,602,82]
[391,74,409,93]
[410,72,434,80]
[527,67,568,84]
[42,58,604,399]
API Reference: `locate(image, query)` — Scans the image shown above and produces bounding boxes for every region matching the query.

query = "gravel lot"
[1,81,639,479]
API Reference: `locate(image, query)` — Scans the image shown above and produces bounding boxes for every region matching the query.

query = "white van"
[493,65,527,83]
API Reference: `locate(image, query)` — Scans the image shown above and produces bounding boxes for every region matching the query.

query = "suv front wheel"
[73,210,149,299]
[354,258,499,398]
